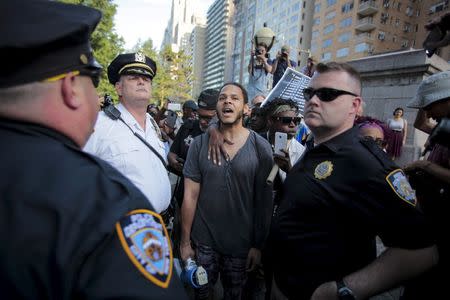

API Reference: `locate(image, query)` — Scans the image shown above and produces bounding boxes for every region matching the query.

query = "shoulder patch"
[116,209,173,288]
[386,169,417,207]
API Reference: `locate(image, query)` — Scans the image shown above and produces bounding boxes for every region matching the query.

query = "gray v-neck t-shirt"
[183,131,274,257]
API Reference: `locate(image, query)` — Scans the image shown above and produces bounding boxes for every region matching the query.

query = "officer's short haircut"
[219,82,249,104]
[315,62,361,93]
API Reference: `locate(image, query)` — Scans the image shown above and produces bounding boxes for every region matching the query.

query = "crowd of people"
[1,1,449,300]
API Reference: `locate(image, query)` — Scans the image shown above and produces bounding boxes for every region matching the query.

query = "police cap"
[197,89,219,110]
[107,53,157,85]
[0,0,102,88]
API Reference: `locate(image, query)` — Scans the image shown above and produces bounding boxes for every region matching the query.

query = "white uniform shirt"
[84,103,171,213]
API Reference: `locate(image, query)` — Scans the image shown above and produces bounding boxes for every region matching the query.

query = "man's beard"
[220,109,244,126]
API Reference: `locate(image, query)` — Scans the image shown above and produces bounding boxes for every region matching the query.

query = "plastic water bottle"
[180,258,208,288]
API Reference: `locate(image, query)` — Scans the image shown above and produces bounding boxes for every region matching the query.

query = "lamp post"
[253,23,276,52]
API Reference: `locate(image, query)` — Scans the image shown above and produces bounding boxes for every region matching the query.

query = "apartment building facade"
[202,0,235,90]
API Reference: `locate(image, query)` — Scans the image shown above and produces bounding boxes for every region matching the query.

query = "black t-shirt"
[0,119,187,299]
[170,119,203,161]
[271,127,435,300]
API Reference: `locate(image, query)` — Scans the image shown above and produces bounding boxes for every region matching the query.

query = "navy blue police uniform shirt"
[271,126,435,300]
[0,118,187,299]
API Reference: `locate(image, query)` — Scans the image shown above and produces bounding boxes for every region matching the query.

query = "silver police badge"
[135,52,146,63]
[386,169,416,206]
[314,160,333,180]
[116,209,173,288]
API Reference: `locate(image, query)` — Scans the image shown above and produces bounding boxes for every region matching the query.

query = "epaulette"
[359,138,394,170]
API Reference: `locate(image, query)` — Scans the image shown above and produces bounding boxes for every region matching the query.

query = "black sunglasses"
[303,87,358,102]
[272,116,301,125]
[79,68,102,88]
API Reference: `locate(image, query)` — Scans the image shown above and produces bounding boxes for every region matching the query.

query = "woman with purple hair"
[355,116,393,153]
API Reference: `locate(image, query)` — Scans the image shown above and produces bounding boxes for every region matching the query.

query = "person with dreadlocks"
[355,115,393,153]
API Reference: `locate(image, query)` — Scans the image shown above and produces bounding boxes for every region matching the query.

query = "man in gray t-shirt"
[180,82,273,299]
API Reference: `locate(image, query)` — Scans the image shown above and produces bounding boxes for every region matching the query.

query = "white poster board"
[260,68,311,114]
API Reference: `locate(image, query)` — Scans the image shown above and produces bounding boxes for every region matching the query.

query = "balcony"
[358,0,379,16]
[355,17,376,32]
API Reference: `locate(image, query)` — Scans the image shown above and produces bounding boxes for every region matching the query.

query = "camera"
[180,258,208,288]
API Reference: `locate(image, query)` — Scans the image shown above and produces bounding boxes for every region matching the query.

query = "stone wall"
[348,49,450,166]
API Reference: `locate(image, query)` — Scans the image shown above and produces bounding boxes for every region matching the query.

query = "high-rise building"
[161,0,204,52]
[186,24,207,98]
[202,0,235,90]
[310,0,449,62]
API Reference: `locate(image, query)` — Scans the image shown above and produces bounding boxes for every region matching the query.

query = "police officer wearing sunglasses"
[270,62,438,299]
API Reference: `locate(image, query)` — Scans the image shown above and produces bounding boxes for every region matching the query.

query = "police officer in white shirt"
[84,52,170,213]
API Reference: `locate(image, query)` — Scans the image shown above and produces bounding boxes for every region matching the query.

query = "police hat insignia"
[314,161,333,180]
[135,52,146,63]
[116,209,173,288]
[386,169,417,206]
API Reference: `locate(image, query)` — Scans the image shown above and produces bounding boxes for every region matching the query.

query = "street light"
[254,23,276,52]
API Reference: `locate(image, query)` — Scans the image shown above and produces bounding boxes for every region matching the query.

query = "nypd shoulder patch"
[386,169,416,207]
[116,209,173,288]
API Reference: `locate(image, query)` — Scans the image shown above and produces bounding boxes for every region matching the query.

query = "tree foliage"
[153,45,193,106]
[59,0,124,97]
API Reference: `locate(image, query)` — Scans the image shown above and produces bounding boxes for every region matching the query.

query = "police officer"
[270,62,438,300]
[84,52,171,214]
[0,1,186,299]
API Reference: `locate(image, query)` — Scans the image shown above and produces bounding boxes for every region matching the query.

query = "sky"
[114,0,214,51]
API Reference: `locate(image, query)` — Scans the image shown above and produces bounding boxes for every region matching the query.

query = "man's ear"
[352,97,362,115]
[61,73,81,109]
[115,81,122,97]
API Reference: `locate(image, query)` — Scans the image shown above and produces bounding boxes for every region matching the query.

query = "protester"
[84,52,171,214]
[300,57,316,77]
[182,99,198,123]
[180,83,273,299]
[247,42,272,101]
[0,1,187,298]
[271,45,297,87]
[386,107,407,159]
[270,62,438,300]
[402,71,450,299]
[355,116,393,152]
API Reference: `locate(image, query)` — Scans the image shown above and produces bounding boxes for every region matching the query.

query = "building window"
[311,43,318,53]
[313,17,321,25]
[292,2,300,11]
[336,47,349,57]
[340,17,352,28]
[341,1,354,13]
[326,10,337,20]
[290,14,299,22]
[322,38,333,48]
[380,12,389,24]
[324,24,335,34]
[314,3,321,13]
[378,31,385,40]
[322,52,332,61]
[355,42,369,52]
[327,0,337,7]
[312,30,319,39]
[338,31,351,43]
